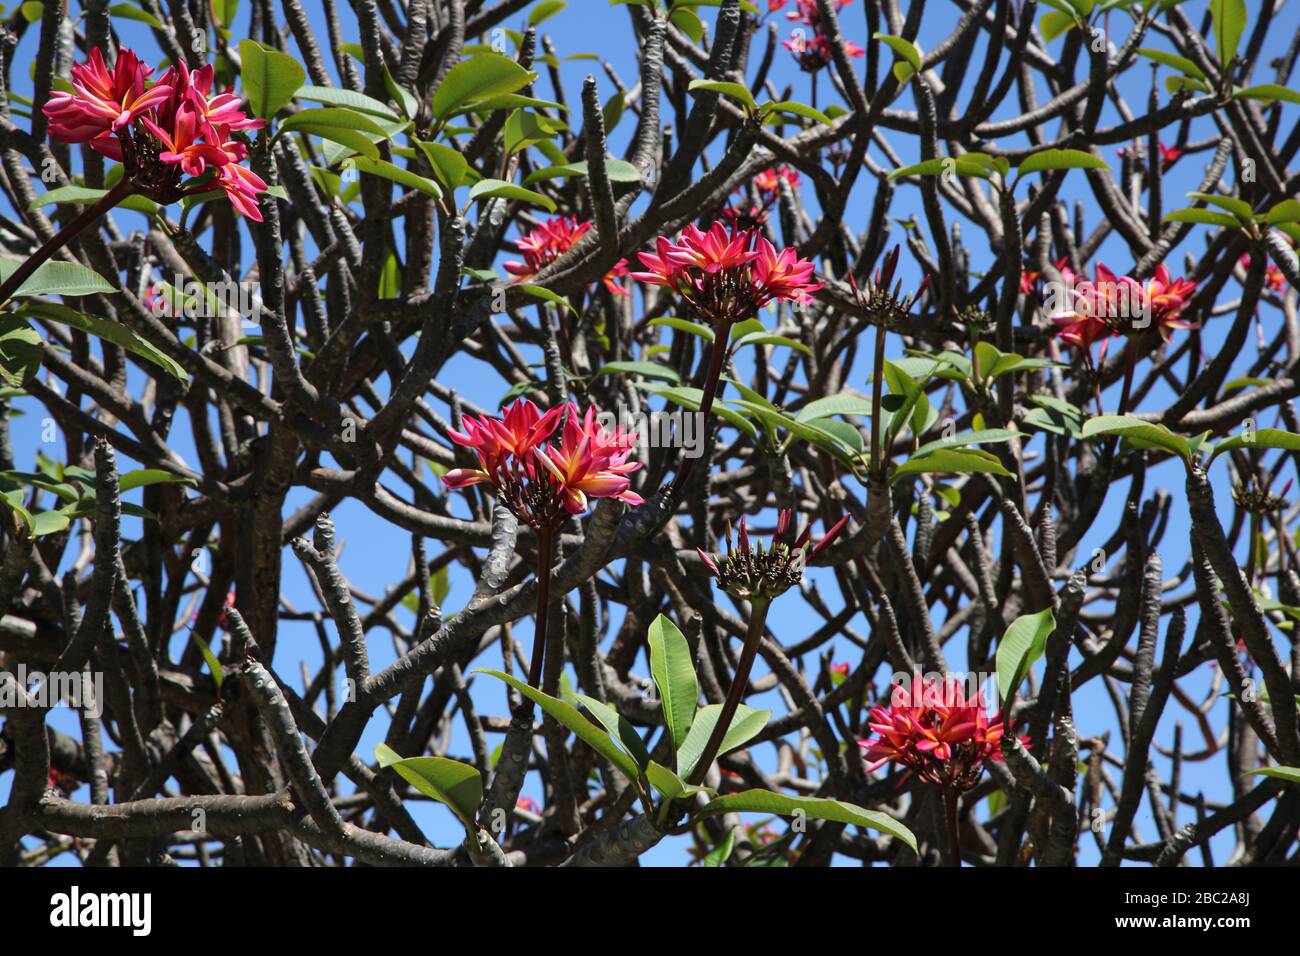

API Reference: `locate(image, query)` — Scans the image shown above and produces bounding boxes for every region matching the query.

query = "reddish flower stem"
[943,785,961,868]
[685,596,770,788]
[526,526,554,688]
[669,320,731,497]
[0,179,135,308]
[870,320,886,474]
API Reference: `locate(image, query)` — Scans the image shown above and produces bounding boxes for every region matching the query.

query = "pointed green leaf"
[996,607,1057,703]
[676,703,770,779]
[699,789,917,853]
[375,743,482,831]
[477,669,640,781]
[432,52,537,120]
[647,614,697,752]
[1018,149,1109,176]
[239,39,306,119]
[686,79,757,112]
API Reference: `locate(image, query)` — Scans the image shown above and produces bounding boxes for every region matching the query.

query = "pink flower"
[504,216,628,296]
[751,237,824,307]
[139,105,231,178]
[505,216,592,278]
[1240,252,1289,293]
[631,223,821,327]
[444,400,643,528]
[43,48,174,151]
[162,60,264,132]
[1147,264,1198,341]
[783,32,864,71]
[753,166,801,203]
[443,398,564,492]
[858,675,1024,791]
[1051,310,1112,352]
[533,405,645,515]
[43,48,265,219]
[784,0,854,25]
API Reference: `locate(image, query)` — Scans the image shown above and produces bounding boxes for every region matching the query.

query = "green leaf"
[703,828,736,866]
[671,7,706,43]
[575,694,651,770]
[1186,190,1254,224]
[1040,10,1077,42]
[645,385,759,440]
[676,703,770,780]
[504,109,563,154]
[1233,84,1300,105]
[515,283,575,314]
[467,178,557,212]
[118,469,197,492]
[478,669,640,781]
[686,79,757,112]
[1208,428,1300,464]
[109,2,162,28]
[295,85,400,120]
[647,614,697,752]
[29,184,158,216]
[1261,200,1300,226]
[382,64,419,120]
[431,52,537,120]
[1164,208,1242,229]
[890,448,1013,483]
[0,259,114,298]
[1136,47,1207,81]
[1024,395,1087,438]
[795,394,875,422]
[529,0,567,25]
[375,743,482,833]
[189,632,224,689]
[1080,414,1191,460]
[914,428,1020,457]
[645,760,711,799]
[732,331,811,356]
[1166,74,1213,95]
[1018,148,1109,176]
[888,156,992,180]
[699,790,917,853]
[996,607,1057,703]
[761,100,834,127]
[29,509,71,536]
[239,39,306,120]
[0,317,42,388]
[648,316,714,342]
[1209,0,1247,67]
[595,360,680,384]
[19,302,188,381]
[1242,766,1300,785]
[520,158,642,186]
[279,107,388,159]
[415,140,471,190]
[873,32,921,72]
[344,156,442,199]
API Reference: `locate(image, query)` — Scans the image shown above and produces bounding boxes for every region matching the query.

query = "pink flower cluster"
[631,222,823,327]
[776,0,864,71]
[1048,262,1198,353]
[858,675,1023,792]
[718,166,802,230]
[444,398,643,529]
[43,48,267,219]
[503,216,629,296]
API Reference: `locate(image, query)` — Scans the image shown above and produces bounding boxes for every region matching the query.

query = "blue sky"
[3,0,1298,866]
